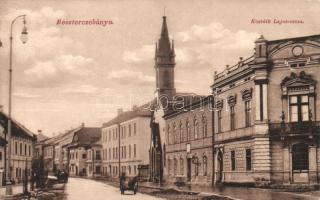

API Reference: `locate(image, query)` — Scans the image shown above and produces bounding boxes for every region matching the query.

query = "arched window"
[179,122,183,142]
[194,118,199,139]
[180,157,184,175]
[167,126,171,144]
[203,156,207,176]
[202,115,207,138]
[163,144,166,166]
[173,158,177,176]
[173,123,177,144]
[186,120,191,141]
[292,143,309,171]
[194,157,199,176]
[167,158,172,175]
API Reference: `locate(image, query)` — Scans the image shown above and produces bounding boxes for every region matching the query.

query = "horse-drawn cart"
[120,175,138,195]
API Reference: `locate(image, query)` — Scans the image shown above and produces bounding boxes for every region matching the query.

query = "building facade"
[212,34,320,185]
[86,141,102,177]
[101,106,151,180]
[66,127,101,176]
[0,111,36,185]
[164,96,214,185]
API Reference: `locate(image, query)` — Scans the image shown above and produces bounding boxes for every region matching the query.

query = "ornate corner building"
[212,34,320,185]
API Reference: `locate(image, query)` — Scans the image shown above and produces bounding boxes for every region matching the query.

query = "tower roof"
[156,16,175,63]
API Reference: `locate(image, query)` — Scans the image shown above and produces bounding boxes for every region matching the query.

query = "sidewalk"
[0,184,25,197]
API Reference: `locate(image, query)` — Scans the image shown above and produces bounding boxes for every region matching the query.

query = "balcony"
[269,121,320,136]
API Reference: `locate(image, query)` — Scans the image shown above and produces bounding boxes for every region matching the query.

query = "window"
[129,124,131,137]
[202,116,207,137]
[134,144,136,158]
[194,157,199,176]
[82,153,87,159]
[15,142,18,155]
[20,143,22,155]
[179,123,183,142]
[96,150,101,160]
[168,159,171,175]
[289,95,309,122]
[24,144,27,156]
[0,152,2,161]
[186,121,191,141]
[245,100,251,127]
[231,150,236,171]
[173,123,177,143]
[134,123,136,135]
[194,119,199,139]
[202,156,207,176]
[217,110,222,133]
[292,143,309,171]
[173,158,177,176]
[230,106,235,130]
[167,127,171,144]
[180,157,184,175]
[134,165,137,175]
[129,145,131,158]
[245,149,252,171]
[128,166,131,175]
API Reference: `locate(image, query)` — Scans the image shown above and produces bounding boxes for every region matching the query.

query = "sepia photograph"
[0,0,319,199]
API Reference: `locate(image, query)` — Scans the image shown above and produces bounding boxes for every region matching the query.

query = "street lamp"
[6,14,28,196]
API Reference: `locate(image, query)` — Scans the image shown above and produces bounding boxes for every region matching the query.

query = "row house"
[86,140,102,177]
[0,111,36,185]
[66,126,100,176]
[163,96,213,185]
[101,105,151,180]
[211,34,320,185]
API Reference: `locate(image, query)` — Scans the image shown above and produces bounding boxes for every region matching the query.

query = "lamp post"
[6,14,28,195]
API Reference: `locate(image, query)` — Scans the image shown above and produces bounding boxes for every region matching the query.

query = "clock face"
[292,45,304,57]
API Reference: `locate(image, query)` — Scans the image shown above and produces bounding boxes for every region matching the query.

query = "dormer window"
[290,62,306,68]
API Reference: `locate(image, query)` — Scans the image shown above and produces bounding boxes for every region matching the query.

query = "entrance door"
[187,158,191,181]
[292,143,309,183]
[216,151,223,183]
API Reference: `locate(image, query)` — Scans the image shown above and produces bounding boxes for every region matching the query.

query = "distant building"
[211,34,320,185]
[66,127,101,176]
[101,105,151,180]
[34,130,49,158]
[0,111,36,185]
[86,140,102,177]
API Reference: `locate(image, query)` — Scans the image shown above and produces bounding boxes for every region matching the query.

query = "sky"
[0,0,319,137]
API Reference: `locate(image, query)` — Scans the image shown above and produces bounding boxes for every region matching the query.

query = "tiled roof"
[0,111,36,140]
[102,102,152,127]
[73,127,101,144]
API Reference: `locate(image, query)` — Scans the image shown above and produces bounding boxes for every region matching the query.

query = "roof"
[102,102,152,127]
[0,111,36,140]
[36,133,49,143]
[67,127,101,148]
[164,94,212,118]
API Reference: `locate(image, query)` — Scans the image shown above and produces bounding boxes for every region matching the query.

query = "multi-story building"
[66,127,100,176]
[211,34,320,185]
[0,111,36,184]
[86,140,102,177]
[34,130,48,158]
[0,134,6,187]
[163,96,213,185]
[101,105,151,180]
[43,138,55,173]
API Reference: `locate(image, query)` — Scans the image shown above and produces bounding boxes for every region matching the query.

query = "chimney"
[37,130,42,135]
[117,108,123,115]
[81,122,85,127]
[132,105,138,111]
